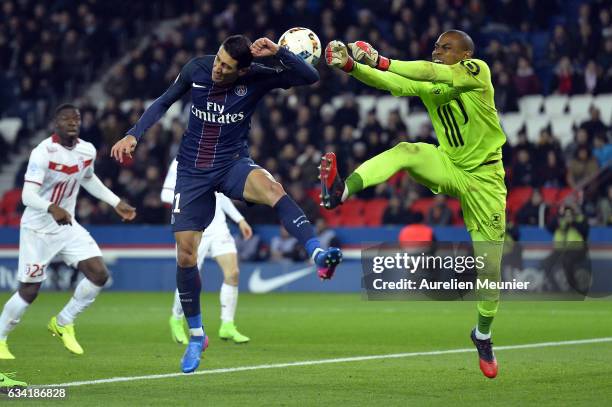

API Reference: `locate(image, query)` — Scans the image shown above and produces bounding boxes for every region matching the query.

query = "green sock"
[345,172,364,198]
[477,314,494,334]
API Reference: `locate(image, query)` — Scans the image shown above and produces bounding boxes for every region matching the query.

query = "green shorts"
[395,143,507,242]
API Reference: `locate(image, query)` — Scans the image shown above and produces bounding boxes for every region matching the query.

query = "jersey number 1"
[173,193,181,213]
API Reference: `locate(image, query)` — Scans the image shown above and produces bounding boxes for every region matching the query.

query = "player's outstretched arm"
[252,37,319,86]
[81,174,136,221]
[348,41,454,85]
[326,40,422,97]
[110,60,196,163]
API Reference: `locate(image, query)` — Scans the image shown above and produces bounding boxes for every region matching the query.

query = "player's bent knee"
[267,181,285,205]
[87,268,109,287]
[395,142,420,155]
[18,283,41,304]
[177,249,198,268]
[225,269,240,285]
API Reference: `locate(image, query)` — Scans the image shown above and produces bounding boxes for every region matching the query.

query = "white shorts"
[18,224,102,283]
[197,230,237,268]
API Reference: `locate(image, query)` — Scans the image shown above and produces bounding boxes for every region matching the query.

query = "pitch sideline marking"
[43,337,612,388]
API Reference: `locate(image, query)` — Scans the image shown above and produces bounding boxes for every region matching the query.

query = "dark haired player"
[111,35,342,373]
[323,30,506,378]
[0,104,135,360]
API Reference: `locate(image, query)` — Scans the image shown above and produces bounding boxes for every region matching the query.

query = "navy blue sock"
[273,195,320,257]
[176,265,202,329]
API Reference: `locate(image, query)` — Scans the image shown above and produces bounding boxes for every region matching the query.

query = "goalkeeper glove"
[348,41,390,71]
[325,40,354,72]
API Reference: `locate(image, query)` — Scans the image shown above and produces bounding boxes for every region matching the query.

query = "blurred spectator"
[494,70,519,112]
[514,57,540,96]
[270,226,305,261]
[516,189,547,226]
[593,134,612,167]
[551,57,579,95]
[564,128,591,161]
[426,195,453,225]
[3,0,612,228]
[567,146,599,188]
[539,150,567,188]
[580,107,608,141]
[315,218,340,249]
[382,195,422,225]
[511,148,535,187]
[139,191,167,224]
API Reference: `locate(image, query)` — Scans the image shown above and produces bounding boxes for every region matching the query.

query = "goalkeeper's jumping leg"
[320,142,449,209]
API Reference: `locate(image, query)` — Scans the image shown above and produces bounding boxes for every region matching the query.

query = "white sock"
[475,326,491,340]
[220,283,238,323]
[172,289,184,319]
[0,293,30,340]
[57,278,103,326]
[341,184,349,202]
[189,327,204,337]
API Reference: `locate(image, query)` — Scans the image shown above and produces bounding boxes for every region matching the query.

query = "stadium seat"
[446,198,462,225]
[557,187,575,204]
[340,211,365,226]
[518,95,543,117]
[1,188,22,215]
[593,94,612,125]
[525,115,550,140]
[6,213,20,227]
[355,95,377,126]
[549,114,575,147]
[507,186,533,216]
[543,94,568,116]
[363,198,388,226]
[568,94,594,118]
[160,101,184,130]
[119,100,133,114]
[540,187,558,204]
[0,117,23,144]
[499,112,525,144]
[410,198,434,218]
[339,198,365,217]
[306,187,321,204]
[319,206,342,227]
[406,112,431,137]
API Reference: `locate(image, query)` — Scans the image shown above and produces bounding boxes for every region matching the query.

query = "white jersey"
[161,159,244,236]
[22,135,96,234]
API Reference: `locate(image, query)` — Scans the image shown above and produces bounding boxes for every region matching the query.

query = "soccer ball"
[278,27,321,65]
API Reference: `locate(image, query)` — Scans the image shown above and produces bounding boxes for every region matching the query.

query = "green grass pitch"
[1,292,611,406]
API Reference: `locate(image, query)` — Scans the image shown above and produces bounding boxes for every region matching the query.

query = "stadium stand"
[0,0,610,227]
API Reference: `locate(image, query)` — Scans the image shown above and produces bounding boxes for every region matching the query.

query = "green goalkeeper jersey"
[350,59,506,171]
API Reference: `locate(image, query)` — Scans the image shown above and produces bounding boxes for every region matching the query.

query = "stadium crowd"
[1,0,611,227]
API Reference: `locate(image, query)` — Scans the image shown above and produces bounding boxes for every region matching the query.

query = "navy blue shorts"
[171,157,261,232]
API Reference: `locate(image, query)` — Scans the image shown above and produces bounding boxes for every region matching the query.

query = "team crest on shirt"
[77,156,85,171]
[234,84,247,96]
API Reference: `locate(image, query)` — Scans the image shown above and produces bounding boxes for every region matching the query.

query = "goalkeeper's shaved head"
[432,30,475,65]
[443,30,474,54]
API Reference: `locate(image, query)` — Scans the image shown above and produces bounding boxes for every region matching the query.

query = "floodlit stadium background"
[0,1,610,403]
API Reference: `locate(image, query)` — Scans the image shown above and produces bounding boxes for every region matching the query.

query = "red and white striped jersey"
[21,135,96,233]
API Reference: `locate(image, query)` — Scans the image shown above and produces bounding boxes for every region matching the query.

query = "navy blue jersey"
[127,47,319,168]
